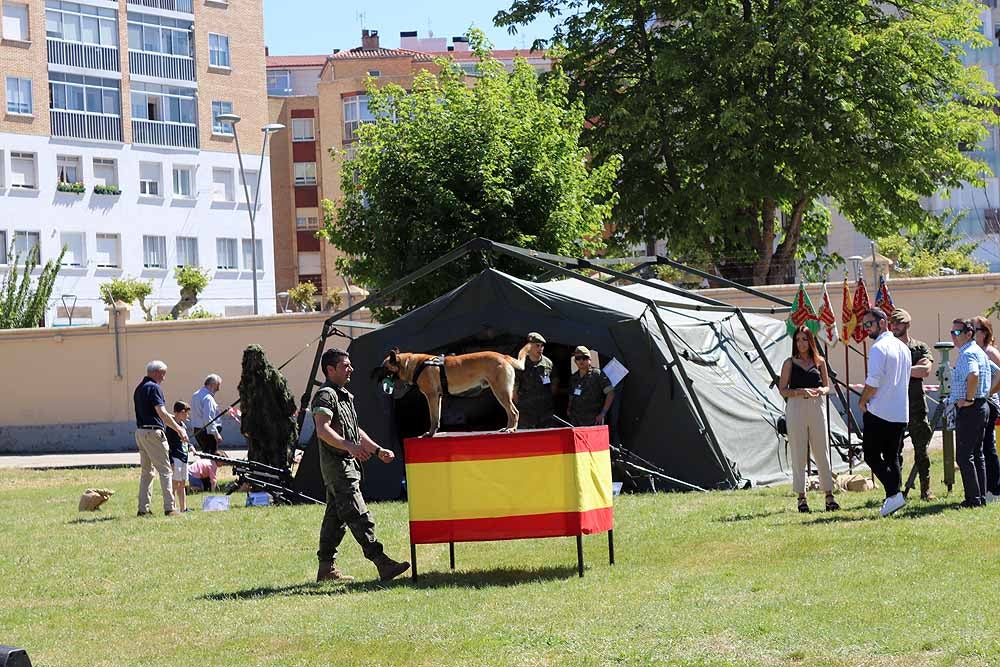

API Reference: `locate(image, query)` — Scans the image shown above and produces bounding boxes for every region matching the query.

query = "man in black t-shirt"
[890,309,936,500]
[134,360,189,516]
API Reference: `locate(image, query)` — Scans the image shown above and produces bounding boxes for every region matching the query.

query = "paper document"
[603,358,629,387]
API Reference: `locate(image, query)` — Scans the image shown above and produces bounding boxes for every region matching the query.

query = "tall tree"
[496,0,996,284]
[0,243,66,329]
[322,29,621,321]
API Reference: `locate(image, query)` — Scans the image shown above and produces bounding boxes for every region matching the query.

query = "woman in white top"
[973,316,1000,498]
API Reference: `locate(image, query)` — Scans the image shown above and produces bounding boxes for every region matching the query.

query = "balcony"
[132,118,198,148]
[128,50,195,81]
[47,39,120,73]
[126,0,193,13]
[51,110,123,142]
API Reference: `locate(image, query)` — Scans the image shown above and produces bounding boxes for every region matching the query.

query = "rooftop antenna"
[427,17,433,38]
[356,10,366,29]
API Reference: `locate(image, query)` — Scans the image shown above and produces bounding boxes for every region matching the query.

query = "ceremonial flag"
[840,278,855,344]
[851,277,871,343]
[874,274,895,316]
[405,428,613,544]
[787,282,820,336]
[818,283,838,347]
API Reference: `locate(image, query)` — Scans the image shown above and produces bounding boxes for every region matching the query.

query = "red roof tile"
[330,47,434,61]
[266,55,328,68]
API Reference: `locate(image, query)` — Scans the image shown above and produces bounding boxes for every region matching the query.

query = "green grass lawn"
[3,454,1000,667]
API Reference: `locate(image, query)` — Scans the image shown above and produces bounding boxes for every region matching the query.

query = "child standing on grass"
[166,401,194,512]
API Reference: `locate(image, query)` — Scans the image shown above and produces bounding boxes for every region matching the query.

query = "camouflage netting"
[238,344,298,469]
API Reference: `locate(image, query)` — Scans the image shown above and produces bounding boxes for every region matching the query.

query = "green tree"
[98,276,154,320]
[876,213,987,277]
[170,266,211,320]
[496,0,996,285]
[321,29,621,321]
[287,281,318,312]
[0,243,66,329]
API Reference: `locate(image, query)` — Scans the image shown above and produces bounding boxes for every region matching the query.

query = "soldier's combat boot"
[375,555,410,581]
[920,479,936,501]
[316,561,355,583]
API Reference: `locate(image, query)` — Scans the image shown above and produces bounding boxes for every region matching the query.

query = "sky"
[262,0,562,56]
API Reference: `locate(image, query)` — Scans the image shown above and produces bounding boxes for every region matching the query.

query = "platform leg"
[410,543,417,581]
[608,529,615,565]
[449,542,455,570]
[576,535,584,578]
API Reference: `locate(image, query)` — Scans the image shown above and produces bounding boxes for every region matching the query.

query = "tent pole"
[733,309,781,386]
[654,256,793,307]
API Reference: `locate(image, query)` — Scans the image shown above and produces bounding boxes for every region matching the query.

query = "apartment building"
[266,29,552,302]
[0,0,274,324]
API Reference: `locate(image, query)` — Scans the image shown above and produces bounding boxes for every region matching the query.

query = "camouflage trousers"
[907,411,933,486]
[317,453,384,564]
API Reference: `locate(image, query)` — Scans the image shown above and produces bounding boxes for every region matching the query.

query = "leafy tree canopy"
[496,0,996,284]
[321,29,621,320]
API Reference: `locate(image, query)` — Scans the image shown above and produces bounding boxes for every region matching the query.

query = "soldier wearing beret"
[567,346,615,427]
[514,332,558,429]
[889,309,936,500]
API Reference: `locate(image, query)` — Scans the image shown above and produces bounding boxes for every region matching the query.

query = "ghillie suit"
[238,345,298,469]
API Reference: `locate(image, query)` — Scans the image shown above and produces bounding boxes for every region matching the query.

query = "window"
[343,94,375,142]
[139,162,161,196]
[13,231,40,262]
[130,82,194,123]
[367,70,380,77]
[216,238,237,270]
[2,2,29,41]
[126,12,192,56]
[93,158,117,187]
[95,233,120,268]
[208,33,229,68]
[57,155,81,184]
[266,69,291,96]
[49,72,120,115]
[172,165,194,197]
[142,235,166,268]
[176,236,198,267]
[292,117,315,141]
[46,1,117,46]
[0,231,7,263]
[295,207,319,230]
[5,76,31,114]
[211,100,233,135]
[293,162,316,186]
[60,232,85,267]
[212,167,234,201]
[242,238,263,271]
[241,170,259,205]
[298,251,321,275]
[10,151,36,189]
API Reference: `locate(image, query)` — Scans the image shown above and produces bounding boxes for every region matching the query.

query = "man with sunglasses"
[567,346,615,427]
[514,332,558,429]
[858,308,912,516]
[949,318,994,508]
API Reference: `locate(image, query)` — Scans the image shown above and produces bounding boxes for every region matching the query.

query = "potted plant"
[93,184,121,196]
[56,181,86,194]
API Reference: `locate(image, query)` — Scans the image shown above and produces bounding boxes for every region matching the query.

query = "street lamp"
[218,113,285,315]
[277,291,291,313]
[60,293,77,326]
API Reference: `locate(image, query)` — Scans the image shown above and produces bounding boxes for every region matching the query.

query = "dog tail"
[507,344,530,372]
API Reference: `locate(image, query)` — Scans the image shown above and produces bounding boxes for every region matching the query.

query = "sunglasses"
[950,328,969,336]
[861,321,877,329]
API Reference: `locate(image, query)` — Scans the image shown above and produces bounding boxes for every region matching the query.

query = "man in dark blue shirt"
[134,360,188,516]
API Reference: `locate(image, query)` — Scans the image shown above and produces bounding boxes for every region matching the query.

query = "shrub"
[288,282,318,312]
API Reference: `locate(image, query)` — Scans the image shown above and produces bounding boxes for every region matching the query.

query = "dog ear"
[389,347,399,362]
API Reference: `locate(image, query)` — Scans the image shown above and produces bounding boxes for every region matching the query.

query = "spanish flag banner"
[404,427,614,545]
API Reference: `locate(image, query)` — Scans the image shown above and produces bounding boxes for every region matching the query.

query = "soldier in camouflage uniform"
[311,348,410,582]
[567,346,615,427]
[889,309,936,500]
[514,332,558,429]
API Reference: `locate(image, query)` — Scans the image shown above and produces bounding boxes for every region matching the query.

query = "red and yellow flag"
[404,427,614,544]
[840,278,855,344]
[786,282,820,336]
[851,277,871,343]
[818,283,838,347]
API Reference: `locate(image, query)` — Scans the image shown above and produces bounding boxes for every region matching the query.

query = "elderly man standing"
[858,308,912,517]
[889,309,936,500]
[134,360,188,516]
[513,332,558,429]
[949,318,995,508]
[191,374,223,454]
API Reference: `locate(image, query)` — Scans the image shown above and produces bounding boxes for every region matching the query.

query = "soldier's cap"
[889,309,911,324]
[527,332,546,344]
[573,346,591,358]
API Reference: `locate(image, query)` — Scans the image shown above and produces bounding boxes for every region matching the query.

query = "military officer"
[514,332,558,429]
[567,346,615,427]
[889,309,936,500]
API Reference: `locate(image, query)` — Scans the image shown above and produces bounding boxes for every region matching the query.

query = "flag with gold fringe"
[852,277,871,343]
[874,274,895,316]
[840,278,855,344]
[818,283,838,347]
[404,427,613,545]
[786,282,820,336]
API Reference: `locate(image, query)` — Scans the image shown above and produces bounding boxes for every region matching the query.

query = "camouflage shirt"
[568,368,613,426]
[907,338,932,414]
[311,381,360,457]
[516,355,555,411]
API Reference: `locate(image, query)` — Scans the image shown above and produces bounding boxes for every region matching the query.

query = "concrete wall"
[0,307,370,453]
[696,273,1000,385]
